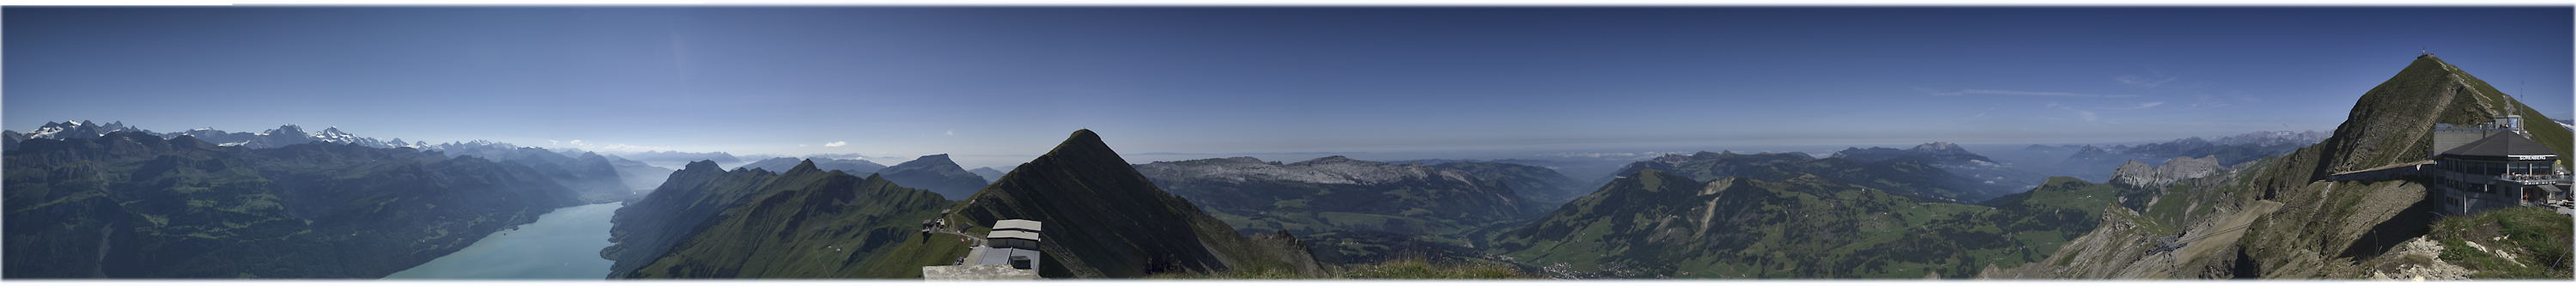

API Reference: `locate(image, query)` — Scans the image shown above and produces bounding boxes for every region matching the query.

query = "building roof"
[987,229,1041,241]
[2440,131,2560,159]
[975,248,1042,271]
[993,219,1042,232]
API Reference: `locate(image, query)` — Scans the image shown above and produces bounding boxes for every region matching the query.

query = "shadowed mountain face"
[599,160,952,278]
[877,155,990,200]
[3,131,583,278]
[952,130,1327,278]
[1133,155,1531,265]
[1489,170,2122,278]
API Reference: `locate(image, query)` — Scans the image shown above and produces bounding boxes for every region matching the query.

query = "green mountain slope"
[3,132,583,278]
[1489,168,2123,278]
[599,160,769,278]
[612,161,954,278]
[2316,55,2572,173]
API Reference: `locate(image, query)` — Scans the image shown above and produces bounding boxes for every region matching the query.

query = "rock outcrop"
[2108,155,2224,189]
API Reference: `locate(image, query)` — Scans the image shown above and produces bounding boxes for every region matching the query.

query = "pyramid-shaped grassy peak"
[1046,129,1117,159]
[2313,55,2573,173]
[950,129,1324,278]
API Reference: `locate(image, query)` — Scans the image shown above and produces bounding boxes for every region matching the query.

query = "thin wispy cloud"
[1917,88,2138,98]
[2044,101,2111,122]
[2115,75,2178,88]
[2105,101,2166,110]
[824,141,848,147]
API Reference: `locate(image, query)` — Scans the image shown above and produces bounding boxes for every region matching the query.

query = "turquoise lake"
[382,203,621,279]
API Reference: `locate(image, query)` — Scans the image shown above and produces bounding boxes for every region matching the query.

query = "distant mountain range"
[4,121,422,151]
[1608,149,2013,204]
[1133,155,1535,265]
[873,155,990,200]
[1831,142,2051,193]
[617,150,744,167]
[727,154,987,200]
[6,122,671,198]
[737,156,888,174]
[1995,131,2328,182]
[968,167,1012,182]
[1382,158,1627,183]
[419,140,667,201]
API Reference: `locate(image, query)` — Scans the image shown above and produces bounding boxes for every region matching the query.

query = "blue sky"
[7,7,2570,168]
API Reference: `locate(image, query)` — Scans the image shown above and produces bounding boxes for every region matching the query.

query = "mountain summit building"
[921,219,1044,280]
[2429,114,2570,214]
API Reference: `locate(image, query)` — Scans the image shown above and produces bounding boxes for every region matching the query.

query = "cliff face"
[951,130,1326,278]
[3,132,582,278]
[2108,156,2224,189]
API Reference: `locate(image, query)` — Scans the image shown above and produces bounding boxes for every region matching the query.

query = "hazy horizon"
[9,7,2571,170]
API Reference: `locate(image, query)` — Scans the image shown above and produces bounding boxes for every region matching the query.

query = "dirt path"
[929,227,985,246]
